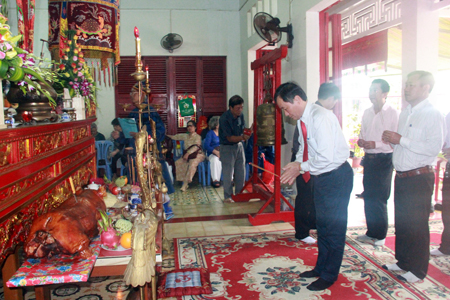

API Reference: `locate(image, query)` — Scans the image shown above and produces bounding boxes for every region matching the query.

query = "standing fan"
[160,33,183,53]
[253,12,293,48]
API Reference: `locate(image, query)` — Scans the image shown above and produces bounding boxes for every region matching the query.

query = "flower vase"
[6,82,58,123]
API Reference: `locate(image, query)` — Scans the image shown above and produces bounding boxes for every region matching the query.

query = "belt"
[365,153,392,158]
[314,162,348,178]
[396,166,434,178]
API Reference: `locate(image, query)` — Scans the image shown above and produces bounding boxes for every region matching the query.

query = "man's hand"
[280,161,301,185]
[242,134,251,141]
[183,153,189,161]
[357,139,365,147]
[362,141,376,149]
[129,132,137,137]
[382,130,401,145]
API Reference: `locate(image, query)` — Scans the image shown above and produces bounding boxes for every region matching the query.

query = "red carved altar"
[0,119,96,300]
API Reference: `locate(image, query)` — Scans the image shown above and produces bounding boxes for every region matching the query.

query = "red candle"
[134,27,141,62]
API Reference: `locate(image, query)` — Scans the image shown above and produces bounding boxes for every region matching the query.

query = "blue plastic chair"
[95,141,114,181]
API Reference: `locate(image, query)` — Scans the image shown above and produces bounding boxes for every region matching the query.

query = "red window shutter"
[203,57,225,94]
[146,57,168,95]
[201,57,227,114]
[145,57,169,129]
[175,58,197,94]
[115,57,142,118]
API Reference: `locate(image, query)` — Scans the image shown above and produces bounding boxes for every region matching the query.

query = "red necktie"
[300,121,310,183]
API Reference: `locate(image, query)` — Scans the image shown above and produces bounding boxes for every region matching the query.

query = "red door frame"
[319,11,343,126]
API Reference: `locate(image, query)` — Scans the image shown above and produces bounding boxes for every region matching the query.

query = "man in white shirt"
[431,112,450,257]
[382,71,445,283]
[277,82,353,291]
[291,82,341,245]
[357,79,399,246]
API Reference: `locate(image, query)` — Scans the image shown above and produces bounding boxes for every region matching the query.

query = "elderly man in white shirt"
[382,71,445,283]
[357,79,399,247]
[277,82,353,291]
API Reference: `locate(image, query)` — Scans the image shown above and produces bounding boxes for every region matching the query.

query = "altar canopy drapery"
[16,0,35,52]
[48,0,120,69]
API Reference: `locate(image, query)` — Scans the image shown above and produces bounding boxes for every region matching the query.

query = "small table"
[7,241,161,300]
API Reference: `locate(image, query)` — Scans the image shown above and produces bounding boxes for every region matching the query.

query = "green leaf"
[9,34,22,44]
[13,47,26,54]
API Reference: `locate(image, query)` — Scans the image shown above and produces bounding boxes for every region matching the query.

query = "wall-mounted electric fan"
[253,12,293,48]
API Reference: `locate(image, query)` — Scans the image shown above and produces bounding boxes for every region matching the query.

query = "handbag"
[184,144,201,160]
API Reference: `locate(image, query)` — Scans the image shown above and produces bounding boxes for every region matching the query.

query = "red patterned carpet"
[174,219,450,299]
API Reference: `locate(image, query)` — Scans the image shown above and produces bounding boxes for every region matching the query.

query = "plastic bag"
[261,157,275,185]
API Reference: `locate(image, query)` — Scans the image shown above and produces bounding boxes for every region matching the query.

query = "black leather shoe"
[307,278,334,291]
[355,192,364,198]
[300,270,320,278]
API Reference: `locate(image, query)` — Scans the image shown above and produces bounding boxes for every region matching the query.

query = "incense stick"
[249,163,280,177]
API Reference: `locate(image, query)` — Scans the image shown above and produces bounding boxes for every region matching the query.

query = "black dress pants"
[394,172,434,279]
[362,153,393,240]
[294,175,316,239]
[313,162,353,282]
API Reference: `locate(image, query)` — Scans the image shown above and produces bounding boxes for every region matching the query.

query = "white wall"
[8,0,242,137]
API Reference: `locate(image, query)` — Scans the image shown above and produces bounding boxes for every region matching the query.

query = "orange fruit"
[120,232,132,249]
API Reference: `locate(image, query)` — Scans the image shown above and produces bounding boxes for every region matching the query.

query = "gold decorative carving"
[0,143,11,167]
[0,168,54,202]
[18,139,29,161]
[73,126,88,141]
[33,132,63,155]
[61,148,91,170]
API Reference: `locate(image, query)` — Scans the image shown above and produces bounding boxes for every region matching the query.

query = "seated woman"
[168,120,205,192]
[203,116,222,187]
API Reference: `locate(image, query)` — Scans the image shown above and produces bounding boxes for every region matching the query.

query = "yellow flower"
[5,48,17,59]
